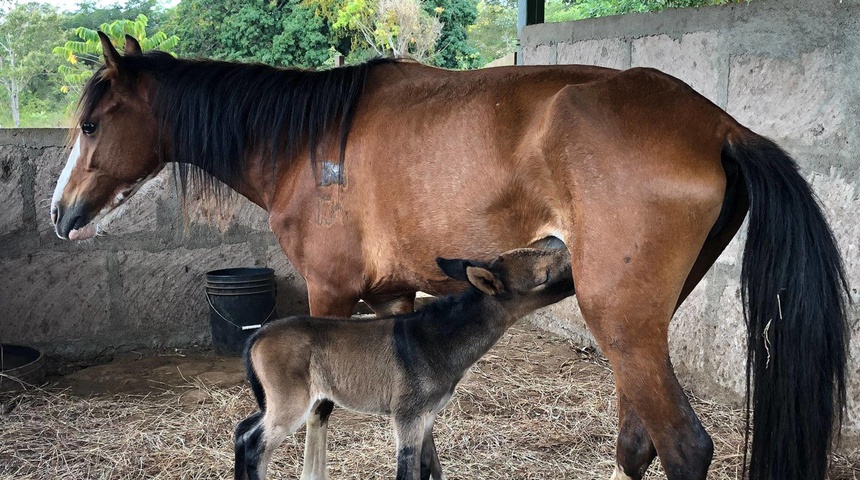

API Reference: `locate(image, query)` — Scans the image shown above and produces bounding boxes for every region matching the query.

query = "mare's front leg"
[394,415,426,480]
[301,284,360,480]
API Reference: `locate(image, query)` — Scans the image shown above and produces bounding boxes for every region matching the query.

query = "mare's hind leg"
[610,176,749,480]
[300,399,334,480]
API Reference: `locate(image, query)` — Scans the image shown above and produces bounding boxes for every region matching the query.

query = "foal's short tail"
[725,134,849,480]
[244,332,267,411]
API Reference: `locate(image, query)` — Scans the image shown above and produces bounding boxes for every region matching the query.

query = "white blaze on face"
[52,136,81,217]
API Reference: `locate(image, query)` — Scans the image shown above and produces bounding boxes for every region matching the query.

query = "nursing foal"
[234,247,574,480]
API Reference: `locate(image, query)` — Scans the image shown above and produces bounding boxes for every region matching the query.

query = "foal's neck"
[417,291,518,375]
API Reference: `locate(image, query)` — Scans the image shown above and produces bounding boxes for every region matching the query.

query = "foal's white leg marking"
[300,399,330,480]
[610,464,634,480]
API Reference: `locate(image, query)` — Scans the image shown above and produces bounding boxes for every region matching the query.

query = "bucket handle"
[205,292,277,331]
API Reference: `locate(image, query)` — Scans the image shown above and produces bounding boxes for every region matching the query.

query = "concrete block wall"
[521,0,860,444]
[0,129,309,359]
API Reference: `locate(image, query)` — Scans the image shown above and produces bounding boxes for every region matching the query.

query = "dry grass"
[1,324,858,479]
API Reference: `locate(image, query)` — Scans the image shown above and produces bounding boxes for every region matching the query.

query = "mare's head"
[51,33,162,240]
[436,247,575,316]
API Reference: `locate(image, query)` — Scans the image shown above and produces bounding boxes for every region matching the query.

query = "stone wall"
[521,0,860,444]
[0,129,309,359]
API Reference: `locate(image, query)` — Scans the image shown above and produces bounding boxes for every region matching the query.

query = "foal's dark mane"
[76,51,396,197]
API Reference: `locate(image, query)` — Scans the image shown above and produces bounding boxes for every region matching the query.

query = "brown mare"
[51,33,848,480]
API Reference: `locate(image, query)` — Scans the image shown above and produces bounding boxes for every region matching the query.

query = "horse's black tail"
[244,331,267,412]
[724,134,849,480]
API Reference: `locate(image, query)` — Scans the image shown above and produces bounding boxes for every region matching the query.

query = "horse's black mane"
[77,51,396,196]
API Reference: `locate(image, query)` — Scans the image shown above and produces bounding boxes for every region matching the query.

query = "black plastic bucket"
[205,267,277,356]
[0,344,45,392]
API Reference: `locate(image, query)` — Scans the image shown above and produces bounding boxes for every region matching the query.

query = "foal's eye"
[81,122,98,136]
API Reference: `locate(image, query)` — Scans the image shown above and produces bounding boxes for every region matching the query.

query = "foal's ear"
[436,257,470,281]
[98,31,121,70]
[465,266,504,296]
[124,35,143,55]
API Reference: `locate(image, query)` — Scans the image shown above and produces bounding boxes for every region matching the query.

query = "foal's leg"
[250,399,313,480]
[235,411,264,480]
[420,420,444,480]
[300,399,334,480]
[394,414,426,480]
[420,435,444,480]
[301,285,359,479]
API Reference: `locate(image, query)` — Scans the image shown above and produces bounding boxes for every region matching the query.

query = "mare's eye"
[81,122,98,136]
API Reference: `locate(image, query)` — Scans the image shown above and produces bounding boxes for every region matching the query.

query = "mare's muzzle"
[54,200,92,240]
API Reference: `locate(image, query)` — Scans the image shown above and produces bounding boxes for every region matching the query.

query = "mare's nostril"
[51,205,59,224]
[53,204,64,226]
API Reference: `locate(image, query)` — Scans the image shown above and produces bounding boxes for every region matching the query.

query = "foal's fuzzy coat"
[234,247,574,480]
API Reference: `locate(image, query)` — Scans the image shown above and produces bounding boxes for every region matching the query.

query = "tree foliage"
[0,3,64,127]
[53,14,179,94]
[166,0,332,68]
[331,0,443,61]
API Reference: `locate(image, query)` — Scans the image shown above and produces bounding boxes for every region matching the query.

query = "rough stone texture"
[522,0,860,446]
[0,252,111,357]
[267,245,310,317]
[557,38,630,70]
[631,32,725,106]
[115,245,259,350]
[727,51,848,155]
[522,44,555,65]
[0,146,24,237]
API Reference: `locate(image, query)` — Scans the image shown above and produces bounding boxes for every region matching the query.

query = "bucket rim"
[0,344,45,373]
[206,267,275,280]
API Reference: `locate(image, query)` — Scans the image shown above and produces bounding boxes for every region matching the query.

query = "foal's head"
[437,247,574,316]
[52,33,162,240]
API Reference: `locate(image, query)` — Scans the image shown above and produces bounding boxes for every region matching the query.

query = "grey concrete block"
[0,146,24,237]
[0,251,111,356]
[522,44,556,66]
[266,245,309,317]
[557,38,630,69]
[115,244,260,350]
[727,51,847,150]
[632,32,724,106]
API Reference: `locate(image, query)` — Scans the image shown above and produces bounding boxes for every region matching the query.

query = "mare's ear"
[99,31,122,71]
[124,35,143,55]
[465,266,504,296]
[436,257,470,281]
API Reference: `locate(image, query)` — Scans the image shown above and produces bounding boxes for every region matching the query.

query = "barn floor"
[1,323,858,480]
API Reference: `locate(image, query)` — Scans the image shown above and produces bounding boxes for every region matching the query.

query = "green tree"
[331,0,443,61]
[423,0,478,68]
[63,0,169,34]
[53,14,179,94]
[0,3,64,127]
[167,0,333,68]
[467,0,515,65]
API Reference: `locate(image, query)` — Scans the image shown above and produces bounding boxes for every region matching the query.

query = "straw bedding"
[1,323,857,479]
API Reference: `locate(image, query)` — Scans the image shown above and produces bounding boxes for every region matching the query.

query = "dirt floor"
[1,323,858,479]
